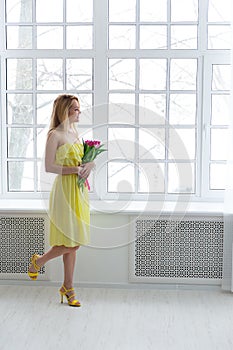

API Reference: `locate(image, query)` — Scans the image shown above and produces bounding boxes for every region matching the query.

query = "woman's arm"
[45,133,81,175]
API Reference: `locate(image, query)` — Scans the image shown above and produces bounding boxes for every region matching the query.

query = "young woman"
[28,94,94,307]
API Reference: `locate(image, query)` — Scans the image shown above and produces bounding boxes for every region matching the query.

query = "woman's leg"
[60,247,80,304]
[63,247,79,288]
[28,245,77,273]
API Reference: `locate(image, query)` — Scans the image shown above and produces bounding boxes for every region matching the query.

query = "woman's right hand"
[78,162,95,179]
[77,166,83,176]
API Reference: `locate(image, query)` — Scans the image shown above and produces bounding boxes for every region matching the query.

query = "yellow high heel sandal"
[60,285,81,307]
[28,254,40,280]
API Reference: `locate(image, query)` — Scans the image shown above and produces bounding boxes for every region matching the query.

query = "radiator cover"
[0,214,48,279]
[129,215,223,284]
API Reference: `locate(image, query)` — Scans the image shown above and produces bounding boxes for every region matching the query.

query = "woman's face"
[68,99,81,123]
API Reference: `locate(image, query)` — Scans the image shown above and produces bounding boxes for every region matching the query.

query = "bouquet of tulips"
[77,139,106,191]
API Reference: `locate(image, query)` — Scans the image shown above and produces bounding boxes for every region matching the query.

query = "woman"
[28,94,94,307]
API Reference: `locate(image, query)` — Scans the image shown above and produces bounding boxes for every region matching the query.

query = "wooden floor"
[0,285,233,350]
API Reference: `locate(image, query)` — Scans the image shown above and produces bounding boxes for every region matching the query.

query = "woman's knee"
[66,246,80,253]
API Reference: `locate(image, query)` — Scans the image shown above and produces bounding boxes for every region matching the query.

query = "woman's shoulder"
[47,129,65,146]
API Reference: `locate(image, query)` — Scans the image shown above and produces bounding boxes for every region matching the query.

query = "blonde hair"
[48,94,79,134]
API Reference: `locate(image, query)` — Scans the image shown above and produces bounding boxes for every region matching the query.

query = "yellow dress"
[49,143,90,247]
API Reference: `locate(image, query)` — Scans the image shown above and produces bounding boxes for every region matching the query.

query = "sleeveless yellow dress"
[49,143,90,247]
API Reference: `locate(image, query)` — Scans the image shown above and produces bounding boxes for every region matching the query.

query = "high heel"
[28,254,40,280]
[59,285,81,307]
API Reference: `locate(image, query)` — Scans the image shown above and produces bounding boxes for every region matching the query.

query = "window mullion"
[196,55,204,198]
[135,1,139,194]
[93,0,108,199]
[198,0,208,53]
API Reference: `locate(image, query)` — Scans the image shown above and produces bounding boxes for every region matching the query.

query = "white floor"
[0,285,233,350]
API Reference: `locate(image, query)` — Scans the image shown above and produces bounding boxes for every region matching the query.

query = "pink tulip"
[85,140,101,148]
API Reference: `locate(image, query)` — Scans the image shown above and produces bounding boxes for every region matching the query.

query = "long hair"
[48,94,79,135]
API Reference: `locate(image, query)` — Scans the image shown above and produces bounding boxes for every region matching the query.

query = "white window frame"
[202,54,231,200]
[0,0,231,202]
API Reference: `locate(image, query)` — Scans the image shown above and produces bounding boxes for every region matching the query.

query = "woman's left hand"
[78,162,95,179]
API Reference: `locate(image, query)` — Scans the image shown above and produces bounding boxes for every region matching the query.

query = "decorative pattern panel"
[130,216,223,281]
[0,216,46,274]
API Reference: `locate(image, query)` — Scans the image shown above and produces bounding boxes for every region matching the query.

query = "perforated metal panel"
[0,215,47,276]
[129,216,223,284]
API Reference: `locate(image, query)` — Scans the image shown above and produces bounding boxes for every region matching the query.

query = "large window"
[0,0,231,200]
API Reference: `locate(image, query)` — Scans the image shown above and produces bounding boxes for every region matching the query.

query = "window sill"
[0,199,224,215]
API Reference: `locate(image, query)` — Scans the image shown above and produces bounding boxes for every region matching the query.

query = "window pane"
[168,163,194,193]
[66,0,93,22]
[169,129,196,160]
[212,65,231,91]
[211,129,228,161]
[7,59,33,90]
[109,0,136,22]
[208,25,232,49]
[66,59,93,90]
[7,127,33,158]
[79,94,93,110]
[171,25,197,49]
[78,128,93,141]
[66,26,93,49]
[36,0,63,22]
[7,94,33,124]
[108,162,135,192]
[109,93,135,106]
[210,164,226,190]
[139,163,165,193]
[108,128,135,159]
[6,0,32,22]
[140,25,167,49]
[37,59,63,90]
[139,94,166,124]
[8,161,34,191]
[109,59,135,90]
[140,59,167,90]
[77,94,93,125]
[37,160,43,191]
[169,94,196,125]
[208,0,232,22]
[171,0,198,21]
[109,25,135,49]
[109,94,135,124]
[37,128,47,158]
[139,128,165,160]
[170,59,197,90]
[211,94,230,125]
[37,26,63,49]
[7,26,33,49]
[36,93,57,124]
[140,0,167,22]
